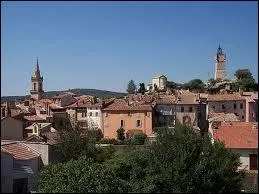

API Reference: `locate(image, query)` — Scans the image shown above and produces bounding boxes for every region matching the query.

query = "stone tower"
[30,57,44,100]
[214,45,227,81]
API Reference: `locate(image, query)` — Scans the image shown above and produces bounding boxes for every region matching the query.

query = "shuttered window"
[249,154,258,170]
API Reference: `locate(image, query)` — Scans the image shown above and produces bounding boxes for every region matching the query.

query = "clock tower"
[214,45,227,81]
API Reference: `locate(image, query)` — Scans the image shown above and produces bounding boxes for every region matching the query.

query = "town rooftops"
[213,122,258,149]
[208,93,245,101]
[1,142,40,160]
[208,112,240,122]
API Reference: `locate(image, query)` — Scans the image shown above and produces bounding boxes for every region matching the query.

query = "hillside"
[1,88,126,102]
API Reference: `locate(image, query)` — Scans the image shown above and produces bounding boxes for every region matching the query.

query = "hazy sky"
[1,1,258,96]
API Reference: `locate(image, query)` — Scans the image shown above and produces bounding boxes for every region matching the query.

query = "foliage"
[154,83,158,92]
[138,83,146,94]
[130,133,147,145]
[233,69,257,92]
[98,138,119,145]
[185,79,205,92]
[40,124,245,193]
[38,156,128,193]
[126,80,137,94]
[116,127,125,141]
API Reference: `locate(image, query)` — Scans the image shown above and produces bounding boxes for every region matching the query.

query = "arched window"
[34,83,37,91]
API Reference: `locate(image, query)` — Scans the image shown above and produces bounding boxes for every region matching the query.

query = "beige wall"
[232,148,258,170]
[1,117,24,140]
[208,100,246,121]
[102,111,153,139]
[175,105,198,126]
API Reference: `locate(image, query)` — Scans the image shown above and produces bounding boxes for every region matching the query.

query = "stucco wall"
[208,100,246,121]
[102,111,153,139]
[175,105,198,126]
[87,108,101,129]
[232,148,258,170]
[1,117,24,140]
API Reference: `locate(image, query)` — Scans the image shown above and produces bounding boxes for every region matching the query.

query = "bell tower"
[214,45,227,81]
[30,57,44,100]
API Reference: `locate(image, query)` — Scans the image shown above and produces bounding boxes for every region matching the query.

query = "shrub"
[131,133,147,145]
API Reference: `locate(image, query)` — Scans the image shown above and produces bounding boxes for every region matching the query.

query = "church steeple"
[214,45,227,81]
[31,57,44,100]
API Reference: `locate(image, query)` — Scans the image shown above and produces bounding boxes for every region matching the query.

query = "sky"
[1,1,258,96]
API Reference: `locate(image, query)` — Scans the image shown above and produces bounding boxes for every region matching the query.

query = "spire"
[217,45,223,55]
[36,56,39,72]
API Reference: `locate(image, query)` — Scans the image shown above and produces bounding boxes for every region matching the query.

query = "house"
[212,122,258,171]
[241,92,258,122]
[101,97,153,139]
[175,90,200,127]
[25,122,58,145]
[1,142,42,193]
[207,93,246,121]
[1,116,24,140]
[51,92,77,107]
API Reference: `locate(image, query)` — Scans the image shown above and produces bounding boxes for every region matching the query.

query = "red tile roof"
[102,99,152,111]
[155,95,176,105]
[38,99,52,104]
[208,93,245,101]
[1,143,40,160]
[213,122,258,149]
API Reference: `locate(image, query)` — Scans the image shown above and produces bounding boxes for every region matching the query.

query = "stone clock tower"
[30,57,44,100]
[214,45,227,81]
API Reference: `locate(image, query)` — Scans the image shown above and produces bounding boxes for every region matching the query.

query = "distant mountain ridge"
[1,88,126,102]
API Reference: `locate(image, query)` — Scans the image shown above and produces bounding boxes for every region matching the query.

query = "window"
[181,107,184,112]
[233,103,236,109]
[212,106,215,110]
[136,120,141,127]
[120,120,124,127]
[33,126,38,134]
[240,103,243,109]
[222,104,226,110]
[242,115,244,119]
[81,112,84,117]
[95,112,98,117]
[189,107,193,112]
[89,112,92,116]
[105,112,108,117]
[128,112,131,116]
[249,154,258,170]
[33,83,36,91]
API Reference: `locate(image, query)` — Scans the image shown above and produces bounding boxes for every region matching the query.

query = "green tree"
[186,79,205,92]
[131,133,147,145]
[116,127,125,141]
[234,69,257,92]
[127,80,137,94]
[138,83,146,94]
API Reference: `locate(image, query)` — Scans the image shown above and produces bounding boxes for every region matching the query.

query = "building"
[147,75,168,92]
[214,45,227,81]
[1,142,41,193]
[212,122,258,171]
[30,58,44,100]
[207,93,246,122]
[101,98,153,139]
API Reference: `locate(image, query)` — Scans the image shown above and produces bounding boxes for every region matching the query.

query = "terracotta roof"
[208,112,240,122]
[102,99,152,111]
[208,93,245,101]
[1,143,40,160]
[25,132,59,145]
[24,115,45,121]
[213,122,258,149]
[155,95,176,105]
[176,93,199,105]
[38,99,52,104]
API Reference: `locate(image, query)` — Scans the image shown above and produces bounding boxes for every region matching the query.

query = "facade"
[1,142,41,193]
[30,58,44,100]
[207,93,246,122]
[214,45,227,81]
[101,98,153,139]
[147,75,168,91]
[212,122,258,171]
[1,117,24,140]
